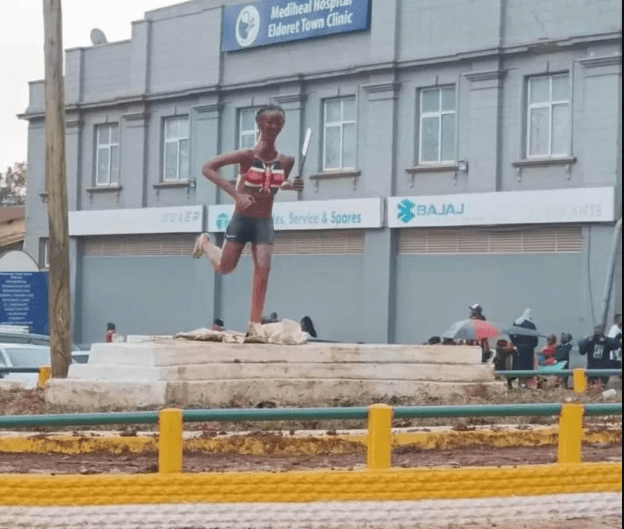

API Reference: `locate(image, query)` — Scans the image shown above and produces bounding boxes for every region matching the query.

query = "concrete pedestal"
[44,339,504,410]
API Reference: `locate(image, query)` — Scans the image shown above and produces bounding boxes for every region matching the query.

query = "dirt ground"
[0,443,620,474]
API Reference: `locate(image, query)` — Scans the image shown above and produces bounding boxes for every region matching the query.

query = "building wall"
[21,0,622,346]
[79,255,215,345]
[221,253,366,342]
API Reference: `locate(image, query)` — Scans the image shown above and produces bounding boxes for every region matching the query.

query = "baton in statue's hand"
[297,128,312,179]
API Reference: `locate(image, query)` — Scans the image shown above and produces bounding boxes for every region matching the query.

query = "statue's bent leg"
[250,243,273,324]
[194,233,243,275]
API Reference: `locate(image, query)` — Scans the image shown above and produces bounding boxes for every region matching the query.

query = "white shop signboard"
[69,206,204,236]
[208,198,384,232]
[387,187,616,228]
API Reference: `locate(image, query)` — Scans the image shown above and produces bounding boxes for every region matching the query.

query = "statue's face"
[257,111,285,140]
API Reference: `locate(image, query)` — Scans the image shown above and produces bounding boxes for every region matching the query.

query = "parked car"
[0,343,88,388]
[0,330,82,352]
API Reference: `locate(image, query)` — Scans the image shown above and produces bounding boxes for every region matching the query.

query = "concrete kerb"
[0,424,621,456]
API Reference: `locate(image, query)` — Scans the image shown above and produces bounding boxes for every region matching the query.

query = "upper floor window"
[40,239,49,270]
[95,124,119,186]
[323,97,356,171]
[239,108,259,149]
[163,117,190,181]
[419,86,456,164]
[527,74,570,157]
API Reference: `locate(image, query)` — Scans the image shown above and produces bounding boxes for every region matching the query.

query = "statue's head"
[256,105,286,141]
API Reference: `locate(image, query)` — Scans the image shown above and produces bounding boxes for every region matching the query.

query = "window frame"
[322,96,357,172]
[94,123,120,186]
[40,239,49,270]
[526,73,571,158]
[418,86,457,165]
[238,108,259,149]
[162,116,190,182]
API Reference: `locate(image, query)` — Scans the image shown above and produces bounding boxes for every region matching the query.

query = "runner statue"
[193,105,303,330]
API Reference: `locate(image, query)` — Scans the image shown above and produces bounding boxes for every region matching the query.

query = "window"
[41,239,49,269]
[95,124,119,185]
[323,97,356,171]
[527,74,570,157]
[163,117,190,181]
[239,108,259,149]
[419,87,456,164]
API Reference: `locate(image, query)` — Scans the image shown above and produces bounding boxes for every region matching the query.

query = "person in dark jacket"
[509,309,539,373]
[555,333,574,365]
[469,303,492,363]
[579,325,622,386]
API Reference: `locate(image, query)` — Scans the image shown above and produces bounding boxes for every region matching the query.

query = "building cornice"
[17,32,622,121]
[464,70,507,83]
[579,54,622,68]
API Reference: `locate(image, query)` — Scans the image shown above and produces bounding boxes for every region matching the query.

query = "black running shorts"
[225,213,274,246]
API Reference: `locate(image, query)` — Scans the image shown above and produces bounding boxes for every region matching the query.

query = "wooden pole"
[43,0,71,378]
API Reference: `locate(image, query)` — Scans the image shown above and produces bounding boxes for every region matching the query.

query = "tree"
[0,162,27,206]
[44,0,71,378]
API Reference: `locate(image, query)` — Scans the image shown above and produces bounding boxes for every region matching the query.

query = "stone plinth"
[44,339,503,410]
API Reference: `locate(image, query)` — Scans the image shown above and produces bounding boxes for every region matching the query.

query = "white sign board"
[69,206,204,236]
[208,198,384,232]
[387,187,615,228]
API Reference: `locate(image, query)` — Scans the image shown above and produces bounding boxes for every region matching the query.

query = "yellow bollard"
[38,366,52,389]
[573,368,587,394]
[367,404,393,470]
[159,408,184,474]
[558,403,584,464]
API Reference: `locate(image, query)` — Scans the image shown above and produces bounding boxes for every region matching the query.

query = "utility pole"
[43,0,71,377]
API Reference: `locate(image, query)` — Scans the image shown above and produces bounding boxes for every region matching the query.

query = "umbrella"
[442,319,502,342]
[442,319,543,342]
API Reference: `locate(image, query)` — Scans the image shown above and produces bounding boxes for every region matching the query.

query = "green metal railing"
[0,402,621,472]
[496,369,622,378]
[0,403,620,429]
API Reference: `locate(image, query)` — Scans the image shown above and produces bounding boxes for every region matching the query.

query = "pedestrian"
[105,322,116,343]
[538,334,558,367]
[212,318,225,332]
[555,332,574,366]
[509,309,540,383]
[193,105,303,333]
[263,312,279,324]
[469,303,492,363]
[300,316,317,338]
[579,325,622,386]
[469,303,486,321]
[607,313,622,370]
[493,339,517,389]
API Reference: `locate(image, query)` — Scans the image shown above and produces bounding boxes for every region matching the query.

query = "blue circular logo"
[217,214,230,230]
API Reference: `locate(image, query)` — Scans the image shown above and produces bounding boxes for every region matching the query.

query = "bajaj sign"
[223,0,372,51]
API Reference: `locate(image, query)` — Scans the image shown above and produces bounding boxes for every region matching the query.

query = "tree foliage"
[0,162,27,206]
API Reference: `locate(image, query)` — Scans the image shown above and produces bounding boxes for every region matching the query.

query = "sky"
[0,0,180,173]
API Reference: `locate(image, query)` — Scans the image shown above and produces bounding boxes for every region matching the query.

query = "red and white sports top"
[239,155,286,196]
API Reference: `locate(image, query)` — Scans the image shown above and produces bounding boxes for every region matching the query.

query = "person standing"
[469,303,491,363]
[193,105,303,332]
[509,309,539,373]
[607,313,622,370]
[105,323,116,343]
[579,325,622,386]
